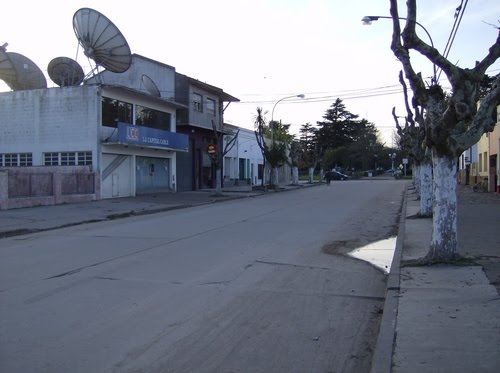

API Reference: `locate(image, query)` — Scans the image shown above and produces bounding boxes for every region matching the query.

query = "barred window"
[19,153,32,166]
[44,152,59,166]
[1,153,32,167]
[77,151,92,165]
[43,152,92,166]
[60,152,76,166]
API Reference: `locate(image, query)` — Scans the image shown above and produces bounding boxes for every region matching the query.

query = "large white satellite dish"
[48,57,85,87]
[0,44,47,90]
[73,8,132,74]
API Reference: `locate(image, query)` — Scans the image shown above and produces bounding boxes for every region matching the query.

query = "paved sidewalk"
[0,184,307,238]
[372,184,500,373]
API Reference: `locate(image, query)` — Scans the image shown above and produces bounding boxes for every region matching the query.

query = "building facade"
[1,53,240,208]
[175,74,239,191]
[223,125,264,186]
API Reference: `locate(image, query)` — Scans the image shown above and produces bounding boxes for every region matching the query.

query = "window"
[78,152,92,165]
[193,93,203,112]
[60,152,76,166]
[43,152,92,166]
[135,105,171,131]
[206,98,216,116]
[1,153,32,166]
[479,153,482,172]
[483,152,488,172]
[44,152,58,166]
[102,97,133,127]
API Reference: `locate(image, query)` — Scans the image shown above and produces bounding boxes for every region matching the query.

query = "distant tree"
[390,0,500,262]
[254,107,269,186]
[254,108,288,187]
[316,98,359,157]
[316,99,384,172]
[298,123,320,183]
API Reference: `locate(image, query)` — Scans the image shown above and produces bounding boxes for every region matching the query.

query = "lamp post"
[361,15,436,84]
[269,94,305,186]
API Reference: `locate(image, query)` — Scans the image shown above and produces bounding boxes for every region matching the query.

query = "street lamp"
[361,15,436,84]
[271,94,305,123]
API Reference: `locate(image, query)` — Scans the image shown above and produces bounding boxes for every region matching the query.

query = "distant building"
[223,125,264,186]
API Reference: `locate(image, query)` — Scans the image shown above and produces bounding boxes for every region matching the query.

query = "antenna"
[141,74,161,97]
[73,8,132,74]
[0,44,46,91]
[48,57,84,87]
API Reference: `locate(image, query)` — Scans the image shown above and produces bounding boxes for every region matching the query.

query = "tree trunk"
[214,167,223,196]
[308,167,315,183]
[413,164,420,196]
[291,167,299,185]
[272,166,279,187]
[426,152,459,262]
[419,161,433,217]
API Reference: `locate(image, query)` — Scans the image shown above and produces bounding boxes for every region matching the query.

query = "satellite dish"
[0,44,18,89]
[141,74,160,97]
[0,50,47,90]
[48,57,84,87]
[73,8,132,73]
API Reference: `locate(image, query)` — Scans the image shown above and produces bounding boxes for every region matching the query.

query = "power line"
[436,0,468,82]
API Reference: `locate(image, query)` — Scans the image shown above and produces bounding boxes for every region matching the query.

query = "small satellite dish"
[73,8,132,73]
[48,57,84,87]
[0,44,18,89]
[141,74,160,97]
[2,51,47,90]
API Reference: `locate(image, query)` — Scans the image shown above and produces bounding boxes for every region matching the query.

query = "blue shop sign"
[117,123,188,152]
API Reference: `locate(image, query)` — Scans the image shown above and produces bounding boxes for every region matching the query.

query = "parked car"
[329,170,349,180]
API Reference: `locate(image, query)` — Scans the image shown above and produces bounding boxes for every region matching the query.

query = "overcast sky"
[1,0,499,145]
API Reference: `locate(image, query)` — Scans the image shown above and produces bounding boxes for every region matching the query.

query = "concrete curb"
[370,182,408,373]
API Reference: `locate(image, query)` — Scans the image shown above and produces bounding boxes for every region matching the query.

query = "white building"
[0,55,189,209]
[223,125,264,186]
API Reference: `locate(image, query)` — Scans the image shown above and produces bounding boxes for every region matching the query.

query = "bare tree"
[392,70,432,216]
[211,120,239,196]
[390,0,500,262]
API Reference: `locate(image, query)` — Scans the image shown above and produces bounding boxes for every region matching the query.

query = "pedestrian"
[324,171,332,185]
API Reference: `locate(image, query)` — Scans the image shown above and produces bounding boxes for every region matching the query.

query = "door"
[136,157,170,193]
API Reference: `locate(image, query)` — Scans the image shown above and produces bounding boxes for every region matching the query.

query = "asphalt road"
[0,180,406,373]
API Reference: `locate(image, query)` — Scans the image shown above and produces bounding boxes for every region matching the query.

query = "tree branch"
[390,0,427,105]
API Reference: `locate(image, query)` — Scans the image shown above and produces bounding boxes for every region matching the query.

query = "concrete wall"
[87,54,176,101]
[0,166,99,210]
[0,86,100,167]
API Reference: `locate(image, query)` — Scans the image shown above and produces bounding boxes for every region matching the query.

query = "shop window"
[102,97,133,127]
[135,105,171,131]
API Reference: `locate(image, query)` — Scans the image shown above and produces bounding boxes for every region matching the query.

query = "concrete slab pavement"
[372,184,500,373]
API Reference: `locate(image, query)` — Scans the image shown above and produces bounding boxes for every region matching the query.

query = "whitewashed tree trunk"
[215,168,222,195]
[308,167,314,183]
[419,161,433,217]
[427,152,458,261]
[413,164,420,196]
[292,167,299,185]
[272,166,279,186]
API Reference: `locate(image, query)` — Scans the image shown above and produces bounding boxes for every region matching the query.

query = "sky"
[1,0,499,145]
